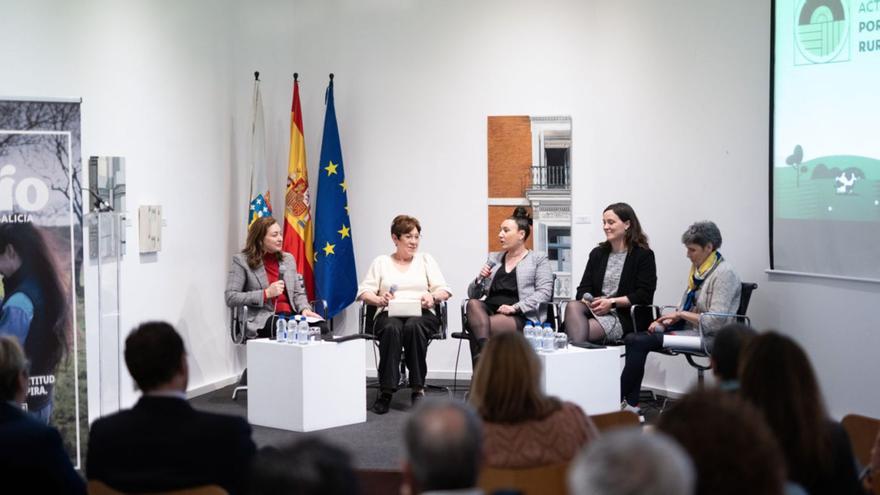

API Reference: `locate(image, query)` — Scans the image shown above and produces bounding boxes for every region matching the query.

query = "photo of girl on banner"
[0,98,86,467]
[0,222,71,422]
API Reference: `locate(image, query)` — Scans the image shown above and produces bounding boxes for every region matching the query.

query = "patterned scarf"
[682,250,722,312]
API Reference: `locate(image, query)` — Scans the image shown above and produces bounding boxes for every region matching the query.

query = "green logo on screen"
[795,0,850,64]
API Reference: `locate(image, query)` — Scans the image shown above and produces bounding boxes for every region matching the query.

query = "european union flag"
[314,77,357,318]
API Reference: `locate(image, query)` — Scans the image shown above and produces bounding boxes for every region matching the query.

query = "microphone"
[273,267,286,312]
[389,284,398,295]
[581,292,594,303]
[271,266,286,337]
[477,258,498,285]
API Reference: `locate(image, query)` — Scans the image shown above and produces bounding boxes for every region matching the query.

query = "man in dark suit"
[87,321,256,494]
[0,336,85,494]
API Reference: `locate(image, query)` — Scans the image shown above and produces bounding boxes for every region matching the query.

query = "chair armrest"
[538,301,561,330]
[629,304,661,333]
[433,300,449,339]
[358,301,367,335]
[697,312,751,353]
[310,299,329,319]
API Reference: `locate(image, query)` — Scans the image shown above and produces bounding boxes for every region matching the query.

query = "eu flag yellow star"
[322,241,336,256]
[338,224,351,239]
[324,161,338,176]
[339,180,347,192]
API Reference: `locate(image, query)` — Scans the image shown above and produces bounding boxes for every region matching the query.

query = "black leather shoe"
[372,393,392,415]
[411,390,425,407]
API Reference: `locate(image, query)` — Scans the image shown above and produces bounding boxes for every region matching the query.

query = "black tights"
[563,300,608,343]
[466,300,526,340]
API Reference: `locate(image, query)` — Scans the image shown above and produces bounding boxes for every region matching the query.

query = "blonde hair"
[469,331,560,423]
[0,336,27,401]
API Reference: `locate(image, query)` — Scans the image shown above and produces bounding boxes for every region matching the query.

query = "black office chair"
[357,301,451,397]
[451,299,560,395]
[229,299,328,400]
[631,282,758,387]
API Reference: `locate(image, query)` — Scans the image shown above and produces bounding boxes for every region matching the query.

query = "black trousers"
[620,331,664,406]
[374,309,439,392]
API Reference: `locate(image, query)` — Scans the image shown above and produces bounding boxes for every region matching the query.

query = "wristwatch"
[610,299,617,309]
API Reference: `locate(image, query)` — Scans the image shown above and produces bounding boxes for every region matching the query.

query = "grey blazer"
[225,252,312,333]
[467,250,554,323]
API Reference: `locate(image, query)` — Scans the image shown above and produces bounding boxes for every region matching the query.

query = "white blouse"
[357,253,452,312]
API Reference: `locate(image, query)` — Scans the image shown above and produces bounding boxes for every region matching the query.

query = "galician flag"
[248,76,271,226]
[314,76,357,318]
[282,76,316,300]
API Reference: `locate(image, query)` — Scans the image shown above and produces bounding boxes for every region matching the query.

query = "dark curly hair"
[508,206,532,240]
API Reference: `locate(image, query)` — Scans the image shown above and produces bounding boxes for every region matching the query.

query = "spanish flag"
[282,77,316,300]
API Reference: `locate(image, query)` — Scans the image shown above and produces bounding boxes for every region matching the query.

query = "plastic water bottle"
[542,323,555,352]
[275,318,287,342]
[297,316,309,345]
[524,321,535,349]
[286,318,298,344]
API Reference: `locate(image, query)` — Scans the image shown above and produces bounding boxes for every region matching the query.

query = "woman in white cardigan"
[357,215,452,414]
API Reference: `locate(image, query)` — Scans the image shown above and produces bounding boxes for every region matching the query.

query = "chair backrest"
[737,282,758,316]
[359,302,447,339]
[478,462,570,495]
[229,306,248,345]
[87,481,228,495]
[356,469,403,495]
[589,410,641,432]
[841,413,880,467]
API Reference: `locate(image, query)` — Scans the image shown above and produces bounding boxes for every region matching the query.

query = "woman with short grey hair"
[619,220,742,413]
[681,221,723,250]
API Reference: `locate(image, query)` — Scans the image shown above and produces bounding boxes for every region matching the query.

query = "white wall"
[1,0,240,419]
[3,0,877,420]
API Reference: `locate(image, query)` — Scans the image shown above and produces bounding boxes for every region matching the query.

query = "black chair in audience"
[451,298,560,395]
[228,299,328,400]
[357,301,451,397]
[631,282,758,387]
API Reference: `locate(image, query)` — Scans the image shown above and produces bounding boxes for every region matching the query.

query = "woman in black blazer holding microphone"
[564,203,657,343]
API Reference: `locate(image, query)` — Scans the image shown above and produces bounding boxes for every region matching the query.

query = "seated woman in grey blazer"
[225,217,324,338]
[620,220,741,412]
[466,207,553,359]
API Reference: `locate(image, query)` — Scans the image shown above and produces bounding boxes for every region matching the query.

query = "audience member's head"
[739,331,832,491]
[124,321,187,393]
[656,388,786,495]
[710,323,757,385]
[0,336,28,403]
[470,331,560,423]
[569,428,694,495]
[249,437,358,495]
[403,398,482,494]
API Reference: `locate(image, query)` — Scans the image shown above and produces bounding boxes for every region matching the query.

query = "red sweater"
[262,254,293,314]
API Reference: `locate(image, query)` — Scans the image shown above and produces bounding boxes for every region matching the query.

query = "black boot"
[372,391,393,415]
[471,338,488,368]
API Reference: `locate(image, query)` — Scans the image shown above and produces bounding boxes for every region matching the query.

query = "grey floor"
[188,380,469,470]
[189,381,667,470]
